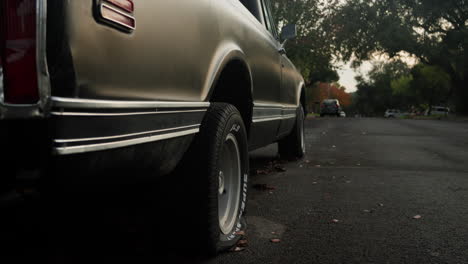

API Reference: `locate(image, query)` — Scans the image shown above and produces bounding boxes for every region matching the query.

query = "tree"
[393,64,451,113]
[353,60,411,115]
[271,0,338,84]
[327,0,468,113]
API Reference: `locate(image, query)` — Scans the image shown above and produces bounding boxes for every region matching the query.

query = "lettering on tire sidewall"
[223,172,248,242]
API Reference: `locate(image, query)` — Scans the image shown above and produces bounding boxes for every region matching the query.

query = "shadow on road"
[2,146,281,264]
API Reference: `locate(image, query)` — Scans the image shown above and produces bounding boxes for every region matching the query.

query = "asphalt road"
[5,118,468,263]
[209,117,468,264]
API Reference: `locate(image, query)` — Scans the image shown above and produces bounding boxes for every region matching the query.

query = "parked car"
[425,106,450,116]
[320,99,342,117]
[384,109,403,118]
[0,0,306,254]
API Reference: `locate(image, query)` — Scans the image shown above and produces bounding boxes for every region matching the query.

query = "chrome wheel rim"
[218,133,241,235]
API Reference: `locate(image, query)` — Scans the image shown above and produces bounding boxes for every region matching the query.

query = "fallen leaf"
[271,232,276,234]
[332,145,337,148]
[413,215,422,219]
[315,165,321,168]
[270,238,281,243]
[230,247,246,252]
[274,165,287,172]
[377,203,384,207]
[363,209,371,213]
[256,170,269,175]
[305,160,311,164]
[331,219,340,223]
[299,165,304,168]
[312,182,318,185]
[345,181,351,184]
[237,240,248,247]
[429,252,440,257]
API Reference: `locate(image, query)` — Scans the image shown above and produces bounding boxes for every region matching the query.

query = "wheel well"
[210,60,253,136]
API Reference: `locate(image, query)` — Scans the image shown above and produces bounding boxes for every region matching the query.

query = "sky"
[337,53,418,93]
[337,61,373,93]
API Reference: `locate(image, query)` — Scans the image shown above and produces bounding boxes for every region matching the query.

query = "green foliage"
[391,75,413,96]
[271,0,338,83]
[353,60,411,115]
[391,64,451,110]
[411,64,452,106]
[328,0,468,113]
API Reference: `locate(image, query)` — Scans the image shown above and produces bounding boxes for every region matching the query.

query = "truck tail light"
[106,0,134,13]
[99,0,135,31]
[0,0,39,104]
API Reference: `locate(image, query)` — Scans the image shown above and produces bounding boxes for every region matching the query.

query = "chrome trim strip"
[37,0,51,108]
[253,103,297,110]
[100,3,136,31]
[55,124,200,144]
[252,114,296,123]
[51,109,207,117]
[282,114,297,119]
[252,103,297,123]
[252,116,283,123]
[51,97,210,109]
[55,128,199,155]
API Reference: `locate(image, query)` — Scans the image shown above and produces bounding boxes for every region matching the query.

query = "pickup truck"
[0,0,306,254]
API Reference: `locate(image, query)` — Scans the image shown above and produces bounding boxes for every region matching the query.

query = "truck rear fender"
[204,45,253,136]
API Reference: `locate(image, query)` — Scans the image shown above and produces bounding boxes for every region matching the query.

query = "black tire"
[178,103,249,255]
[278,105,306,160]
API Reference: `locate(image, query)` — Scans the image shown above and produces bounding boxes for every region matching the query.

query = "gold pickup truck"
[0,0,305,253]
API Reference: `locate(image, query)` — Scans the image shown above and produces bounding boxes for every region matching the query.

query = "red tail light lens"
[101,4,136,29]
[0,0,39,104]
[106,0,134,13]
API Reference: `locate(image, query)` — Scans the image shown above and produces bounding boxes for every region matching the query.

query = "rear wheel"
[278,105,306,160]
[179,103,249,255]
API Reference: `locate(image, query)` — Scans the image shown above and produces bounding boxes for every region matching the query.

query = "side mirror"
[280,24,297,45]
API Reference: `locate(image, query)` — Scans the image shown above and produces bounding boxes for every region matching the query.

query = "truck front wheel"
[278,105,306,160]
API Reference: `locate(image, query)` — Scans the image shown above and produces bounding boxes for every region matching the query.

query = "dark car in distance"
[320,99,341,117]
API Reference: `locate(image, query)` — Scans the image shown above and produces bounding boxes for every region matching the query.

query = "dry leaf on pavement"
[274,165,287,172]
[237,239,248,247]
[270,238,281,243]
[230,247,246,252]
